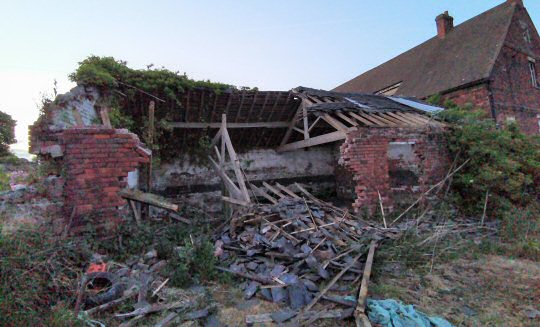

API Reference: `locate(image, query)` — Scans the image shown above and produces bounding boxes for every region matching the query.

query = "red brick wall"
[61,127,150,231]
[488,2,540,135]
[441,4,540,135]
[30,126,150,232]
[441,83,492,113]
[339,127,449,213]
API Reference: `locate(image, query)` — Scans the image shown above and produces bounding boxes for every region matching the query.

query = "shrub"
[166,238,217,288]
[0,110,16,156]
[432,100,540,217]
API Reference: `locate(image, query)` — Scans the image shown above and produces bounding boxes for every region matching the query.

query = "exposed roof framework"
[163,87,442,151]
[277,88,443,152]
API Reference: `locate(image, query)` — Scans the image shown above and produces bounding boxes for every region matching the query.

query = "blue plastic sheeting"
[366,299,453,327]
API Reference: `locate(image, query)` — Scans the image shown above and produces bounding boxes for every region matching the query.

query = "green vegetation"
[0,214,226,326]
[429,97,540,218]
[68,56,234,161]
[0,110,16,157]
[0,167,10,192]
[0,227,90,326]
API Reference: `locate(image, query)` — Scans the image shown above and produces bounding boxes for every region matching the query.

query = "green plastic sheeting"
[366,299,453,327]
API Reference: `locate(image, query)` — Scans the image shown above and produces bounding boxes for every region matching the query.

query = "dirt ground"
[208,255,539,326]
[370,255,540,326]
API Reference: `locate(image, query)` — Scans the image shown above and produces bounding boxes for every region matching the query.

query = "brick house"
[334,0,540,135]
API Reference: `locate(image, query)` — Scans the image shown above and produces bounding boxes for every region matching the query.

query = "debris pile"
[214,196,410,311]
[75,251,212,326]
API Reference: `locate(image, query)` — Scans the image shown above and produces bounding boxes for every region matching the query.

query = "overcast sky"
[1,0,538,158]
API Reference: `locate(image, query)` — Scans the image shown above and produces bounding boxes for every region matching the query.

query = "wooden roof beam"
[277,130,346,152]
[169,121,290,128]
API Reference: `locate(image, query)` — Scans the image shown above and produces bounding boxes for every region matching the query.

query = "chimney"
[436,11,454,39]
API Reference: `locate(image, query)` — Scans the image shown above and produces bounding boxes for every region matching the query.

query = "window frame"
[528,60,539,88]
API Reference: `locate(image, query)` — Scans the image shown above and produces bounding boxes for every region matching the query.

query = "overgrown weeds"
[0,227,90,326]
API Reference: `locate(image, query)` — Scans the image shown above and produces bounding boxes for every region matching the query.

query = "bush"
[432,100,540,217]
[166,238,217,288]
[0,110,16,156]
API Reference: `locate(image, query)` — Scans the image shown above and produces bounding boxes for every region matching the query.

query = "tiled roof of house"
[333,2,517,98]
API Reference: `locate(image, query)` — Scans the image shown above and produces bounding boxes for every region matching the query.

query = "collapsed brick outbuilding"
[30,84,449,231]
[30,86,150,231]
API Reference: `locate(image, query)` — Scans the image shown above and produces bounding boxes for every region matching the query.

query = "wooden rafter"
[321,114,350,132]
[348,112,376,126]
[169,121,289,129]
[277,130,346,152]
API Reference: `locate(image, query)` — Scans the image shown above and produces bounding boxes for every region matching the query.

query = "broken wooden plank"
[221,118,251,203]
[304,248,366,312]
[118,189,179,212]
[222,196,250,206]
[262,181,287,198]
[275,183,301,199]
[250,183,279,204]
[354,241,377,327]
[129,199,141,224]
[277,131,347,152]
[208,156,243,199]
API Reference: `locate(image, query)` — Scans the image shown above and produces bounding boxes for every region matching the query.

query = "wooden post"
[145,101,155,219]
[221,114,231,219]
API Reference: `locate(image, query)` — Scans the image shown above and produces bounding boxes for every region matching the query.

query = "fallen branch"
[84,286,139,316]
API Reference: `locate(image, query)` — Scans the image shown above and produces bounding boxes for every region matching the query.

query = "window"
[529,60,539,88]
[537,115,540,133]
[524,27,532,43]
[375,82,402,96]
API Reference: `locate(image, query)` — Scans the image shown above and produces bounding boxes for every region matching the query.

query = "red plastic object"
[87,263,107,273]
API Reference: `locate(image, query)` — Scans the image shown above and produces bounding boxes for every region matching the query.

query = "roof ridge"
[334,1,519,98]
[486,3,518,78]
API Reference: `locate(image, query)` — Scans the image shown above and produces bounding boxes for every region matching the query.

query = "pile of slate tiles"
[214,197,407,310]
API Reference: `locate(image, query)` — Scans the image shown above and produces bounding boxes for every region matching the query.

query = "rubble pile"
[214,197,410,310]
[76,251,212,326]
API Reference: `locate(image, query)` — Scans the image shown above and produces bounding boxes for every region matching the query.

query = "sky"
[0,0,538,158]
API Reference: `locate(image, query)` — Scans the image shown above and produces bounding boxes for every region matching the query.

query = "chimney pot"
[436,11,454,39]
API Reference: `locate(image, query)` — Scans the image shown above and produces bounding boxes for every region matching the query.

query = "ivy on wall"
[69,56,237,161]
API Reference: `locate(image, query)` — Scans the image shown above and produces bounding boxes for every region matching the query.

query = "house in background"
[334,0,540,135]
